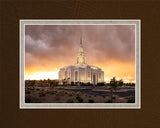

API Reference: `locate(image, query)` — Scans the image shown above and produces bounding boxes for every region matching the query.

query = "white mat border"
[19,19,141,109]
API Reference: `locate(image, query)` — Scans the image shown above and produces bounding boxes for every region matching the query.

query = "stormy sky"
[25,25,135,82]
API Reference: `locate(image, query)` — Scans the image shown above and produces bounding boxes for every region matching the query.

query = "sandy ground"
[25,86,135,103]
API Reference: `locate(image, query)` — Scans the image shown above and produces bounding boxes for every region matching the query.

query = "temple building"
[58,37,104,85]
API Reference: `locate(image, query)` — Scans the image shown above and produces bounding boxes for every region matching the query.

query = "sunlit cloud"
[25,25,135,83]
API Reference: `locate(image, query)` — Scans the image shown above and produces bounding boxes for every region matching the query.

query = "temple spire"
[79,36,83,52]
[80,36,82,47]
[77,36,86,65]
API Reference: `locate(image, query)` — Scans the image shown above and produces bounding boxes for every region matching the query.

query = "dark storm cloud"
[25,25,135,67]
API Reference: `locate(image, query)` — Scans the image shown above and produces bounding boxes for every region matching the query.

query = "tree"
[47,78,50,82]
[118,79,124,87]
[67,77,70,86]
[109,77,118,102]
[71,82,74,86]
[47,78,51,87]
[50,80,56,88]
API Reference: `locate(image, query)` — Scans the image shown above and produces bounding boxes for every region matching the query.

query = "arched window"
[75,71,78,81]
[68,72,70,77]
[99,73,101,78]
[88,72,90,77]
[65,71,67,79]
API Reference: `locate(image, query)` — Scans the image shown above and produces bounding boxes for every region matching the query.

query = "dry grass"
[25,87,128,103]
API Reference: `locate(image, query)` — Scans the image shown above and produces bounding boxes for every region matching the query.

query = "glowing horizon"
[25,59,135,83]
[25,70,135,83]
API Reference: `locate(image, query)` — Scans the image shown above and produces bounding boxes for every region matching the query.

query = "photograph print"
[20,20,141,109]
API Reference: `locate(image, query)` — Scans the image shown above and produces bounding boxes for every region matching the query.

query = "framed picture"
[19,20,141,109]
[3,0,160,128]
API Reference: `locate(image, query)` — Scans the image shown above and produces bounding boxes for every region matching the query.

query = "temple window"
[99,73,101,78]
[88,72,90,77]
[65,71,67,79]
[75,71,78,81]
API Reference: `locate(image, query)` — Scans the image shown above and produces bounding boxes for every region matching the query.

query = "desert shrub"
[87,82,91,86]
[68,94,72,96]
[94,95,96,97]
[81,82,84,86]
[59,91,64,96]
[88,99,94,103]
[56,93,59,96]
[25,90,30,94]
[97,82,105,86]
[25,96,31,103]
[56,82,59,86]
[46,90,50,94]
[32,99,41,103]
[52,89,57,92]
[65,91,68,94]
[76,96,83,103]
[36,88,40,91]
[68,92,72,96]
[76,91,81,96]
[50,91,55,95]
[105,99,112,103]
[103,96,106,98]
[85,94,88,97]
[75,82,79,86]
[58,91,63,96]
[112,97,115,99]
[39,92,46,97]
[89,95,92,98]
[59,91,62,94]
[71,82,74,86]
[67,99,74,103]
[127,98,135,103]
[71,91,75,95]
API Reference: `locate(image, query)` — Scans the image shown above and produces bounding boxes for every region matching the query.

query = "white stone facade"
[58,37,104,85]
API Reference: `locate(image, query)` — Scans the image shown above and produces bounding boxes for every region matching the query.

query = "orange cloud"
[25,25,135,83]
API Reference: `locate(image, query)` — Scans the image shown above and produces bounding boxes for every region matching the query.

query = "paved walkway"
[55,86,135,98]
